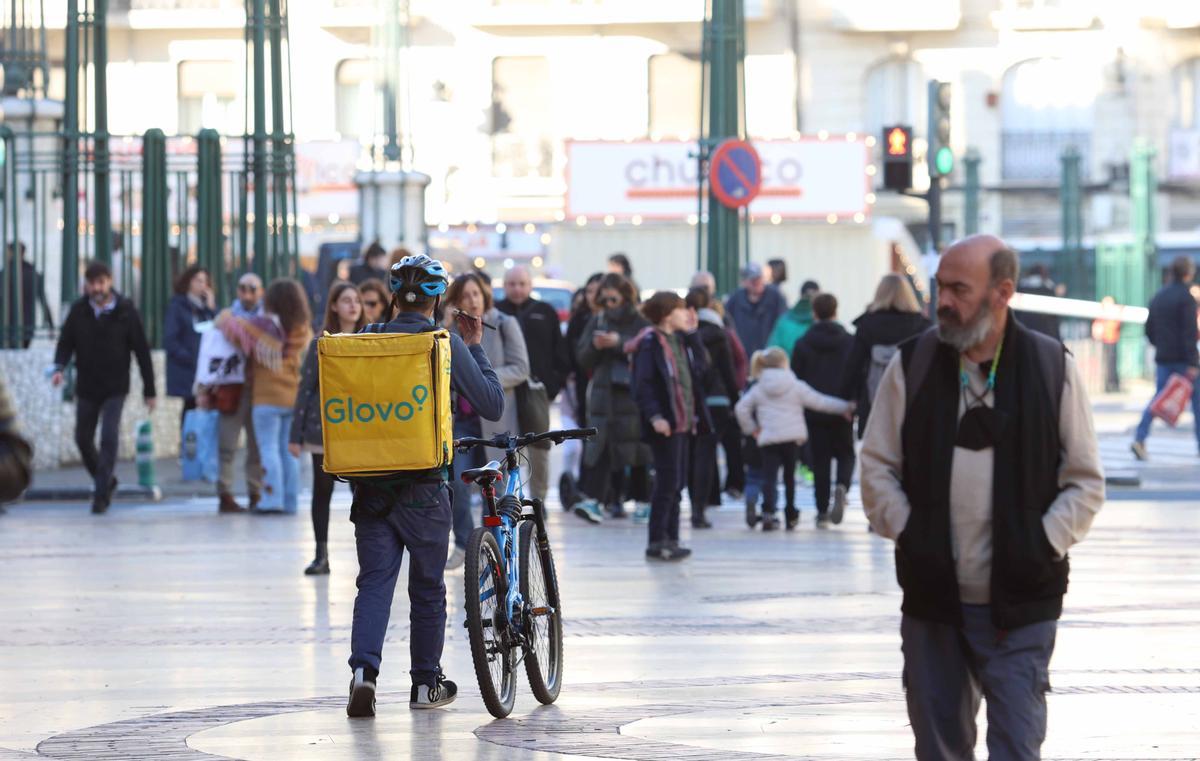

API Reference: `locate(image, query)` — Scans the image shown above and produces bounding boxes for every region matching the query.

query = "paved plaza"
[2,394,1199,760]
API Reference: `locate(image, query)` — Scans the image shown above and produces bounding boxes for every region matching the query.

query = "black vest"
[897,314,1068,630]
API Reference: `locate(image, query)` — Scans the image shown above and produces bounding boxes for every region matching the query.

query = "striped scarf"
[216,310,286,371]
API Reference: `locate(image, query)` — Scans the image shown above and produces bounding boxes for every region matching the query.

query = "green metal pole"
[1,127,13,348]
[1131,141,1157,306]
[251,0,268,281]
[196,128,225,304]
[382,0,400,163]
[62,0,80,302]
[1059,146,1082,297]
[142,129,167,347]
[963,149,980,236]
[267,0,288,279]
[704,0,742,296]
[93,0,111,265]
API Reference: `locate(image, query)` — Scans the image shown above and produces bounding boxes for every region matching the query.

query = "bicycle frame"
[477,445,530,636]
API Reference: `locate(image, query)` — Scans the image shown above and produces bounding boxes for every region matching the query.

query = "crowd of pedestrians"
[38,241,944,566]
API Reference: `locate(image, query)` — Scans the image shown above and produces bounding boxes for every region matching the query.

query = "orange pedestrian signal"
[881,125,913,192]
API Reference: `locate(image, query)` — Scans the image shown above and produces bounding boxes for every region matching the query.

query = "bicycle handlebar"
[454,427,597,453]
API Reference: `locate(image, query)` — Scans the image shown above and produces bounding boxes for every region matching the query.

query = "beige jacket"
[860,349,1105,604]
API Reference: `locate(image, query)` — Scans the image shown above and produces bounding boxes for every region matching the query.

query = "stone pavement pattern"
[2,394,1199,760]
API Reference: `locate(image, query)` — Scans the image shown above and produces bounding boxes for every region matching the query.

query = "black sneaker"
[347,666,377,718]
[646,543,691,561]
[410,673,457,709]
[785,507,799,531]
[816,513,832,529]
[761,514,780,532]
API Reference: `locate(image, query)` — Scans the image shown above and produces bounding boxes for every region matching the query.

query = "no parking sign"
[709,139,762,209]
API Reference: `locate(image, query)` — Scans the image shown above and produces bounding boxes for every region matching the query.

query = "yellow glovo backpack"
[317,329,453,477]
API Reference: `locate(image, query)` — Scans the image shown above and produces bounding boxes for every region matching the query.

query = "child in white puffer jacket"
[735,347,854,531]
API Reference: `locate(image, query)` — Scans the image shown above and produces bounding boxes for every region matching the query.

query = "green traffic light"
[934,146,954,176]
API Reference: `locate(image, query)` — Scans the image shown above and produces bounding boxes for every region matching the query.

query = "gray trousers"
[902,605,1056,761]
[75,394,125,501]
[527,444,549,502]
[217,384,262,498]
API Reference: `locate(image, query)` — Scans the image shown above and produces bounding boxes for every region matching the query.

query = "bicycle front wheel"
[519,520,564,704]
[464,527,517,718]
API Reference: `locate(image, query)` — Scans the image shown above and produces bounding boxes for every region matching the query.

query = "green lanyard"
[960,337,1004,393]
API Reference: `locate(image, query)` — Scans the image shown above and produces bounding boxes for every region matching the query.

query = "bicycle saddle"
[461,461,504,485]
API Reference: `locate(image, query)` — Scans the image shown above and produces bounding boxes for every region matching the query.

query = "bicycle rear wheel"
[519,520,564,704]
[464,527,517,718]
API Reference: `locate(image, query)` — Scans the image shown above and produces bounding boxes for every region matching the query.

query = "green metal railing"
[0,0,298,349]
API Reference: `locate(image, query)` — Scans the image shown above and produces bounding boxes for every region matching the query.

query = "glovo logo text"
[325,385,429,425]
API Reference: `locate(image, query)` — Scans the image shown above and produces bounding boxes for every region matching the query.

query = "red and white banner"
[566,138,871,220]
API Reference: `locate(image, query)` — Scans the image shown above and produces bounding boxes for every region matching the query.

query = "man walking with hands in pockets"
[861,235,1105,760]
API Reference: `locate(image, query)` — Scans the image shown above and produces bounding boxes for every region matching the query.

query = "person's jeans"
[759,442,798,515]
[75,394,125,503]
[807,416,856,513]
[348,483,452,686]
[649,434,688,546]
[252,404,299,512]
[449,445,483,551]
[902,606,1056,761]
[311,452,334,544]
[1135,362,1200,448]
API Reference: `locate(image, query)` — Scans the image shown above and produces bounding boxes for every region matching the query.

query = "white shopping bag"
[194,326,247,387]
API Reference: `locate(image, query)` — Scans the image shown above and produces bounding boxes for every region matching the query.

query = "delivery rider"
[346,253,504,717]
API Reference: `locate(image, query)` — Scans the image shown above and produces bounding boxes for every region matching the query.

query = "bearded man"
[860,235,1105,761]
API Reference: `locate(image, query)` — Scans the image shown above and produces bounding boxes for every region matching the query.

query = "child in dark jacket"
[791,293,856,527]
[632,291,712,561]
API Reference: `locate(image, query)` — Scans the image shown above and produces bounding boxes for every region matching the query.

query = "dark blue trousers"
[348,482,452,686]
[902,605,1057,761]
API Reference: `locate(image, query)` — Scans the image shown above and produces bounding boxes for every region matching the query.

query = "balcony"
[830,0,960,32]
[471,0,771,29]
[1001,130,1091,184]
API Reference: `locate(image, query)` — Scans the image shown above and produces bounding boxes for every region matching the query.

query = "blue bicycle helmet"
[389,253,449,302]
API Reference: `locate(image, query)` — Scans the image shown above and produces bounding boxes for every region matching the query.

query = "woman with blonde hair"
[839,273,930,435]
[735,347,853,531]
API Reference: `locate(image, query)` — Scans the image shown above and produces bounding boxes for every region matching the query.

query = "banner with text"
[566,138,871,220]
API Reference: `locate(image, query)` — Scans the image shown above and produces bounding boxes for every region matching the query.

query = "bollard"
[136,419,156,488]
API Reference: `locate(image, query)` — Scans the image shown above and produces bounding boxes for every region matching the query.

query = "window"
[1000,58,1095,182]
[648,53,701,139]
[336,59,374,139]
[177,60,238,136]
[1173,58,1200,130]
[491,56,552,178]
[864,57,926,142]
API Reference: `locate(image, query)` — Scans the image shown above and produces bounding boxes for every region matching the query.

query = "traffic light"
[881,125,913,192]
[928,80,953,177]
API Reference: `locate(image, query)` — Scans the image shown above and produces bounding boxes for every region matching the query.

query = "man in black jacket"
[1132,256,1200,460]
[861,235,1104,760]
[791,293,855,528]
[52,261,157,513]
[496,265,568,501]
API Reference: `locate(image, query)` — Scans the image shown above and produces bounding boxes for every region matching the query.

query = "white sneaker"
[445,546,466,570]
[632,502,651,524]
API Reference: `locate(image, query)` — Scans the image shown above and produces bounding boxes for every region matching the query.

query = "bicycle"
[453,427,596,719]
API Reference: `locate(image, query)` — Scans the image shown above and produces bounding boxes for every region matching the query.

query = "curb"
[22,485,164,502]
